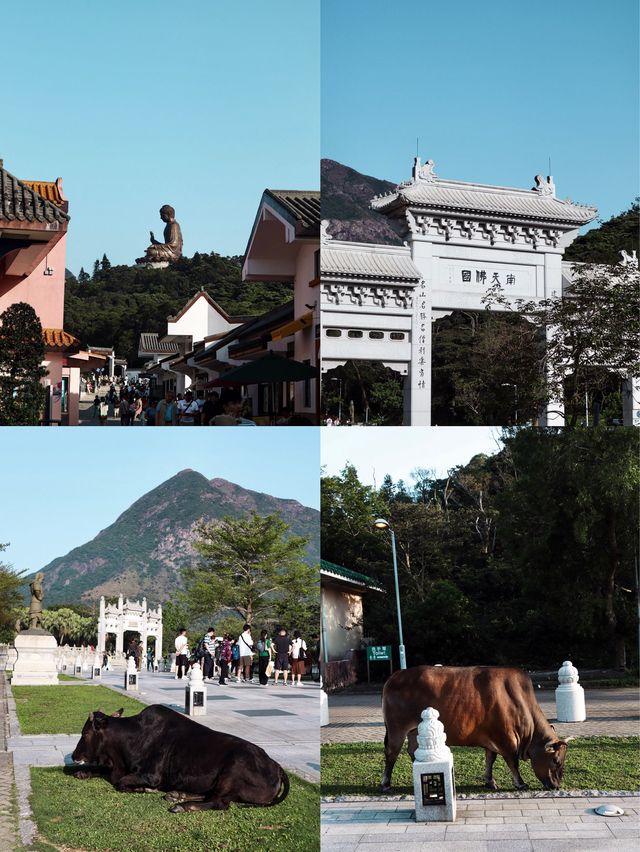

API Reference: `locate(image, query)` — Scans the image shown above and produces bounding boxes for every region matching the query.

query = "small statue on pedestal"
[136,204,183,265]
[28,572,45,630]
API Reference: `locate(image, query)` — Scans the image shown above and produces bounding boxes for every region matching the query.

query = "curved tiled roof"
[265,189,321,236]
[0,165,69,225]
[138,332,180,355]
[43,328,81,351]
[322,243,421,282]
[372,169,597,227]
[21,178,67,209]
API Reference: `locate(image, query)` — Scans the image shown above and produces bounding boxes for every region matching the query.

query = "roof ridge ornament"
[412,156,437,184]
[532,174,556,197]
[321,219,334,245]
[619,249,638,268]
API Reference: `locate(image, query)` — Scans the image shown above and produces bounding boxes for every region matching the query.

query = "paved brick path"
[322,688,639,743]
[322,797,640,850]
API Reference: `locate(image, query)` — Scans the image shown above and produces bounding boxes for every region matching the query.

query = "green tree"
[77,267,90,285]
[0,544,25,642]
[101,254,112,272]
[565,201,639,265]
[183,513,318,632]
[0,302,47,425]
[484,262,639,426]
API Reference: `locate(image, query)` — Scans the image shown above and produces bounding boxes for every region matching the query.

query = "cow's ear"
[88,712,94,722]
[92,711,109,730]
[111,709,124,718]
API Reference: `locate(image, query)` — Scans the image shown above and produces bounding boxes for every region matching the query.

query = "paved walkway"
[322,688,640,743]
[322,797,640,850]
[0,676,18,852]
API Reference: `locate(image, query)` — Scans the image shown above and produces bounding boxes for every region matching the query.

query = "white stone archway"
[321,158,599,426]
[97,595,163,662]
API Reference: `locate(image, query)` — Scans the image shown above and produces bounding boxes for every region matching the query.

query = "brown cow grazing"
[67,705,289,812]
[382,666,568,792]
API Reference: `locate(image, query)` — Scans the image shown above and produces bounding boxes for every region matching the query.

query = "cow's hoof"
[484,780,498,790]
[73,770,92,780]
[165,792,186,803]
[381,785,391,794]
[515,783,529,791]
[169,804,186,813]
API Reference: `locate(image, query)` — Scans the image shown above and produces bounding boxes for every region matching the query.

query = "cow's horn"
[563,737,575,743]
[88,712,94,721]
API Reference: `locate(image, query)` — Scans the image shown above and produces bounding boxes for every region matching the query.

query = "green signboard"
[367,645,392,661]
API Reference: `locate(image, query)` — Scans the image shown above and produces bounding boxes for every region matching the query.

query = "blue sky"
[322,0,638,228]
[322,427,504,486]
[1,429,319,575]
[2,1,319,274]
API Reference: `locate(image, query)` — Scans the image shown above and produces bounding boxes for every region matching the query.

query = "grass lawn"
[57,673,77,681]
[11,685,147,734]
[30,767,320,852]
[321,738,640,796]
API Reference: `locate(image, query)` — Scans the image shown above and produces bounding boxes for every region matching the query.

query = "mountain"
[33,470,319,606]
[321,159,405,245]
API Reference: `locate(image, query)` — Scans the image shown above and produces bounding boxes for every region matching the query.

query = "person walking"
[146,647,154,672]
[237,624,255,683]
[177,390,199,425]
[98,398,109,425]
[230,638,241,680]
[119,395,130,426]
[290,630,308,687]
[156,390,178,426]
[256,629,273,685]
[273,627,292,686]
[202,626,216,680]
[174,628,189,679]
[218,634,232,685]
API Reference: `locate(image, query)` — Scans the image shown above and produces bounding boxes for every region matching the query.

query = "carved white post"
[555,661,586,722]
[185,661,207,716]
[91,653,102,680]
[124,655,139,691]
[320,679,329,726]
[412,707,456,822]
[74,654,83,676]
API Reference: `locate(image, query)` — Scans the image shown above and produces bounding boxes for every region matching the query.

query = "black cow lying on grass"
[66,704,289,812]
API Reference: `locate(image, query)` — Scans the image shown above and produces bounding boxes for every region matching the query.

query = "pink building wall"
[0,235,66,327]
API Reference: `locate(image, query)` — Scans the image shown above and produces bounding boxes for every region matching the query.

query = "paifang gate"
[320,158,599,426]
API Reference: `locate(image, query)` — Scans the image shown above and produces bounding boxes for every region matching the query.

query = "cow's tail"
[268,767,290,806]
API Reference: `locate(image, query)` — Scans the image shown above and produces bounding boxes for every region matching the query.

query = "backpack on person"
[231,644,240,661]
[195,637,207,659]
[298,639,307,660]
[256,639,265,653]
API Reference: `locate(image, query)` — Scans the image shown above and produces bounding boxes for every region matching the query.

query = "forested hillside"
[322,429,639,670]
[65,252,292,366]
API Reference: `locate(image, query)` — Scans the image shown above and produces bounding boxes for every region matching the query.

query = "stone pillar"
[91,653,102,680]
[74,654,83,677]
[185,662,207,716]
[555,660,586,722]
[320,681,329,727]
[156,605,163,665]
[412,707,456,823]
[97,597,106,653]
[124,656,139,691]
[408,237,434,426]
[12,630,58,686]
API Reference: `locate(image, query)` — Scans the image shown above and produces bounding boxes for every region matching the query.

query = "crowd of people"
[88,375,313,426]
[173,625,311,686]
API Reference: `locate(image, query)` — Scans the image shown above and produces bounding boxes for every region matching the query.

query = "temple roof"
[166,288,255,325]
[0,163,69,225]
[322,241,421,283]
[138,332,180,355]
[42,328,81,352]
[371,160,597,227]
[21,178,67,211]
[264,190,321,237]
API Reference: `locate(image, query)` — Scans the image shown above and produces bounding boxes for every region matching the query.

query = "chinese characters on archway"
[461,269,516,286]
[415,279,429,392]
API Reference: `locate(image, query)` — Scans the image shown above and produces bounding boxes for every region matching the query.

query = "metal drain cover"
[594,804,624,817]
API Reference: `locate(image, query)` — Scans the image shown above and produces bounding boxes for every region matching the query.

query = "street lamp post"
[373,518,407,669]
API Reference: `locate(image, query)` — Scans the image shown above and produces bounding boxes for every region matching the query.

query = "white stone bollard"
[74,655,83,676]
[412,707,457,823]
[124,656,139,691]
[320,681,329,726]
[185,662,207,716]
[555,661,586,722]
[91,654,102,680]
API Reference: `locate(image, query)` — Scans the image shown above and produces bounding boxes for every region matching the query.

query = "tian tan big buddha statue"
[136,204,183,265]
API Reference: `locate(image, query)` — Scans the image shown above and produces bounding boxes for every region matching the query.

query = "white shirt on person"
[175,634,188,656]
[237,630,254,657]
[291,637,307,660]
